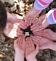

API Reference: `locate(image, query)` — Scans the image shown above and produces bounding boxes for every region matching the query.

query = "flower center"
[21,26,33,37]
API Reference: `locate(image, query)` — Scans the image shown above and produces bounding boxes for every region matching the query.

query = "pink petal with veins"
[31,23,41,32]
[24,18,32,27]
[25,37,39,61]
[14,36,25,51]
[31,20,46,32]
[31,36,39,45]
[31,18,38,25]
[18,20,27,29]
[24,14,39,27]
[31,35,51,47]
[16,27,23,36]
[31,14,46,32]
[14,37,24,61]
[31,18,42,32]
[24,7,39,27]
[25,37,35,56]
[34,29,56,40]
[31,24,37,32]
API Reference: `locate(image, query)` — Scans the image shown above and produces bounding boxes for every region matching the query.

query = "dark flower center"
[21,26,33,37]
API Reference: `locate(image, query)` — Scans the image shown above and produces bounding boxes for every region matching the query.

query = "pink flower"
[4,12,56,61]
[13,14,56,61]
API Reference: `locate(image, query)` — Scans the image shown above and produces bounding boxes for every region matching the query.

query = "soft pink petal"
[31,21,46,32]
[16,27,23,36]
[31,35,39,45]
[31,23,40,32]
[31,35,51,47]
[26,42,39,61]
[18,20,27,29]
[33,29,56,40]
[40,41,56,51]
[24,7,40,27]
[14,36,25,51]
[31,15,47,32]
[25,37,35,56]
[24,16,32,27]
[31,18,39,25]
[24,14,39,27]
[14,36,25,61]
[31,19,44,32]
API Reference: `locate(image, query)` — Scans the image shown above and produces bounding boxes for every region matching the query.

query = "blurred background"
[0,0,56,61]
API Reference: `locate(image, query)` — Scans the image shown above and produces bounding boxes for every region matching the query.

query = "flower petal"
[31,14,46,32]
[33,29,56,40]
[40,41,56,51]
[14,36,25,51]
[24,7,40,27]
[25,37,35,56]
[16,27,23,36]
[14,36,25,61]
[18,20,27,29]
[31,23,40,32]
[25,37,39,61]
[31,35,51,47]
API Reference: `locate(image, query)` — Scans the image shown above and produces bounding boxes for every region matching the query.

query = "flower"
[13,14,56,61]
[4,13,56,61]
